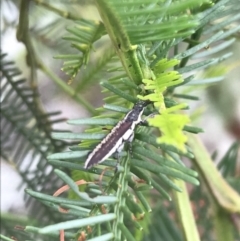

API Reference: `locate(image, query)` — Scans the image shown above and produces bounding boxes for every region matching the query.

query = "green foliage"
[148,104,190,152]
[0,53,66,209]
[138,58,190,151]
[0,52,71,240]
[55,19,106,80]
[1,0,240,241]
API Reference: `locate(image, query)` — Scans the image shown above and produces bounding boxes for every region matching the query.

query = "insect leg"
[126,132,134,157]
[140,112,159,125]
[112,140,124,172]
[114,151,121,173]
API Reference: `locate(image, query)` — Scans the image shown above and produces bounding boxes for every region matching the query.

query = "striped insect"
[84,101,149,169]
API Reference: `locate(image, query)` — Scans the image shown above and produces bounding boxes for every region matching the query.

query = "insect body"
[84,101,149,169]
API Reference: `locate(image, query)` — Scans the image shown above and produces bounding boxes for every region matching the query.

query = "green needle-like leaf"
[39,214,116,233]
[173,179,201,241]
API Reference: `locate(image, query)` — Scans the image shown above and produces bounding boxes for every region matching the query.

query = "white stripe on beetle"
[84,101,148,169]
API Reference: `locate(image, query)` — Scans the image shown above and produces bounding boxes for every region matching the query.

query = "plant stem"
[39,62,97,115]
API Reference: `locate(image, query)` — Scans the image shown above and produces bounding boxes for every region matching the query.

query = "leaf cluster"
[1,0,240,241]
[0,52,71,224]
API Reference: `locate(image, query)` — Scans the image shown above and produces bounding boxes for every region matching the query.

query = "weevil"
[84,100,150,169]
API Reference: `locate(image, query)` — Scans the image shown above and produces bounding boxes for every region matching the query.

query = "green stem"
[187,133,240,213]
[214,209,234,241]
[179,28,203,68]
[17,0,52,124]
[113,156,130,240]
[95,0,144,84]
[17,0,38,85]
[32,0,82,20]
[187,133,240,241]
[173,179,200,241]
[18,1,96,115]
[39,62,97,115]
